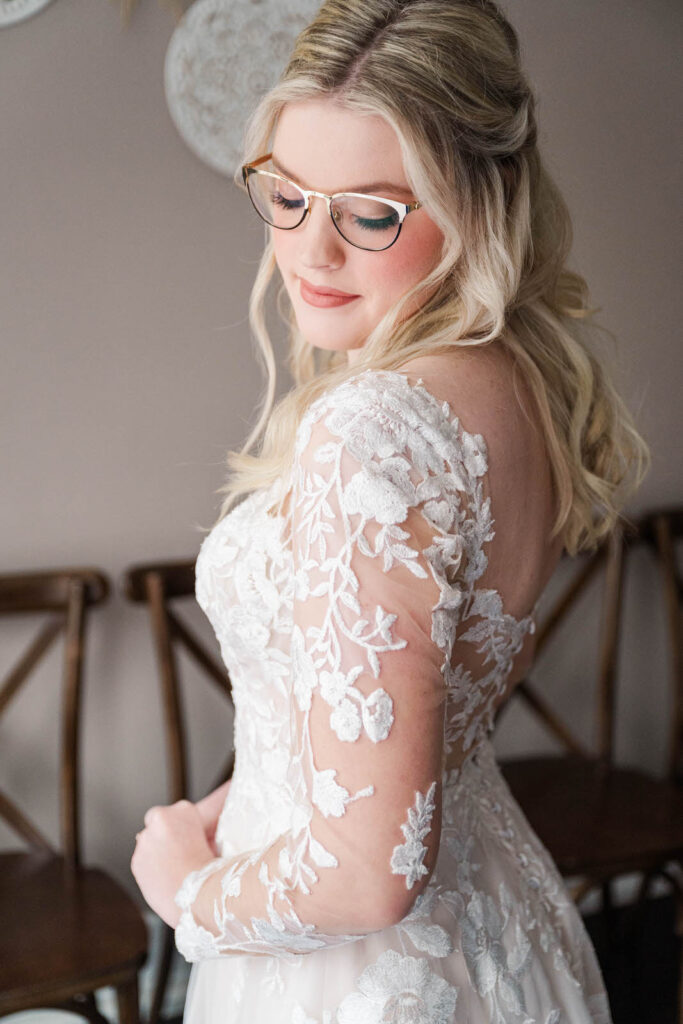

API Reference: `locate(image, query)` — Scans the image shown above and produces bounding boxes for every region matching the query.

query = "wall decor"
[1,0,56,28]
[164,0,320,177]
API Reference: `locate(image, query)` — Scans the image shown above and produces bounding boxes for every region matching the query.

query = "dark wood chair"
[498,511,683,1017]
[122,559,234,1024]
[0,567,147,1023]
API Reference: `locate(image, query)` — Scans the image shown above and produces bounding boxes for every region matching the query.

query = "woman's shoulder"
[398,345,545,465]
[298,358,463,456]
[396,350,563,604]
[297,342,542,481]
[293,356,491,505]
[395,345,530,434]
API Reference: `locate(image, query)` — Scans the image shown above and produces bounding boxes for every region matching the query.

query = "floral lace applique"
[390,781,437,889]
[336,950,459,1024]
[396,888,454,958]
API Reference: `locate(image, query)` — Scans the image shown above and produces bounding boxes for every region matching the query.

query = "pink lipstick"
[299,277,360,308]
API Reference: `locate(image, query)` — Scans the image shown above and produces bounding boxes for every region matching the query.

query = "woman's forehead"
[272,99,411,195]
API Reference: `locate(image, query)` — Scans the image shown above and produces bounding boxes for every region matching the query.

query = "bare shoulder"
[396,343,538,449]
[396,347,563,598]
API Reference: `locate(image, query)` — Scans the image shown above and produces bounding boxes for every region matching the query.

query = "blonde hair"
[217,0,649,556]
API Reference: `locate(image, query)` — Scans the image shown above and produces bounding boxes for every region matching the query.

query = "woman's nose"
[297,196,345,269]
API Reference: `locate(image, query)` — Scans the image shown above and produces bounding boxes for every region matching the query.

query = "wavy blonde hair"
[217,0,649,556]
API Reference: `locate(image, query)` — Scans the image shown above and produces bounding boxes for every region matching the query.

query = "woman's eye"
[352,213,399,232]
[272,192,304,210]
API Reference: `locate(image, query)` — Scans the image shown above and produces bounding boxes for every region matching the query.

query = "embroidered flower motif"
[398,890,454,957]
[326,400,409,460]
[319,669,351,706]
[423,497,455,532]
[425,533,463,579]
[460,885,532,1013]
[319,666,376,742]
[462,431,488,477]
[342,467,409,525]
[311,768,351,818]
[362,688,394,742]
[330,698,362,742]
[290,625,318,711]
[390,782,437,889]
[336,949,458,1024]
[222,604,270,663]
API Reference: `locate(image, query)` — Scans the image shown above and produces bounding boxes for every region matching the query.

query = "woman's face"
[268,98,445,364]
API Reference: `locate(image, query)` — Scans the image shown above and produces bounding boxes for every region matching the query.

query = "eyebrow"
[270,154,415,199]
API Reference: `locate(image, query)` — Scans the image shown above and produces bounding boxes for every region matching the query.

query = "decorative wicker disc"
[0,0,56,28]
[164,0,320,177]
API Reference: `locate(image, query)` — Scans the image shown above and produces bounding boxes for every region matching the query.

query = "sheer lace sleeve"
[174,373,471,961]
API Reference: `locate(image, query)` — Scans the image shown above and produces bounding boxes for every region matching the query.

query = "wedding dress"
[175,368,613,1023]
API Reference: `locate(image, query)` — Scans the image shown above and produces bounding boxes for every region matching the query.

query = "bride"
[132,2,648,1020]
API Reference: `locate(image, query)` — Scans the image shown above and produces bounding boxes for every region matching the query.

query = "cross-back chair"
[0,567,147,1023]
[122,559,234,1024]
[499,510,683,1017]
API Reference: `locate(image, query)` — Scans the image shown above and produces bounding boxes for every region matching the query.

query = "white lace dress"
[175,369,613,1024]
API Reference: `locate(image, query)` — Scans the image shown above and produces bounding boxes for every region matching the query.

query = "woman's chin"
[296,322,365,358]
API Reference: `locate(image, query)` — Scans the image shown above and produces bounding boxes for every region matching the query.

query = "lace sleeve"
[174,376,466,961]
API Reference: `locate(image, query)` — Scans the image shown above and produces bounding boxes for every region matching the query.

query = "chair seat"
[501,755,683,878]
[0,850,148,1014]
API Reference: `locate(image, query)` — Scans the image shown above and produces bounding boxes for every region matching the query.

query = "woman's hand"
[195,779,232,855]
[131,800,215,928]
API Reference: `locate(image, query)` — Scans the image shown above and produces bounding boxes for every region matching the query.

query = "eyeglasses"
[241,154,422,252]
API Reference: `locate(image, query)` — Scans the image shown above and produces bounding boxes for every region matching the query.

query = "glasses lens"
[331,195,401,250]
[247,171,306,229]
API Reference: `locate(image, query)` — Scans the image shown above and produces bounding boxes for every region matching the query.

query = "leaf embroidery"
[390,782,437,889]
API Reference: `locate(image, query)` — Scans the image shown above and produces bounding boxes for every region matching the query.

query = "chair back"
[504,509,683,777]
[639,507,683,784]
[499,522,629,765]
[0,568,109,870]
[123,560,234,803]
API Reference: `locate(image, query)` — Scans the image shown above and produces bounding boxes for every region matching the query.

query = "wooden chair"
[122,559,234,1024]
[0,567,147,1023]
[498,511,683,1016]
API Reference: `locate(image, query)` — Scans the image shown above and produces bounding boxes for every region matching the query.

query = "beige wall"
[1,0,680,899]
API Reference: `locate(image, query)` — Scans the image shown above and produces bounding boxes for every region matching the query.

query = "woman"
[132,1,648,1020]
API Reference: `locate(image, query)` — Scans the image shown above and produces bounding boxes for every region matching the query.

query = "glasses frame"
[241,153,422,252]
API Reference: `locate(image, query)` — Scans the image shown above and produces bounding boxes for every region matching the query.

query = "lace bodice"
[173,367,541,959]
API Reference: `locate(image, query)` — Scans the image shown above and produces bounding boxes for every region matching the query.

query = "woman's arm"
[195,778,233,854]
[163,393,461,960]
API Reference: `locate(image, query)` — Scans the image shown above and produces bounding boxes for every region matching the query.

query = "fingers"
[144,806,162,828]
[141,800,196,836]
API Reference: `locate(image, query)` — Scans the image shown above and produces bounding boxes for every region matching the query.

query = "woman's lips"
[299,277,360,308]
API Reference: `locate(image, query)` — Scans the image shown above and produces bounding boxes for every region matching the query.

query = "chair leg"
[640,864,683,1023]
[147,924,175,1024]
[676,885,683,1024]
[116,976,140,1024]
[601,879,619,943]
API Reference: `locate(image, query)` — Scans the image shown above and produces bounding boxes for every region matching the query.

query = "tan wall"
[1,0,680,899]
